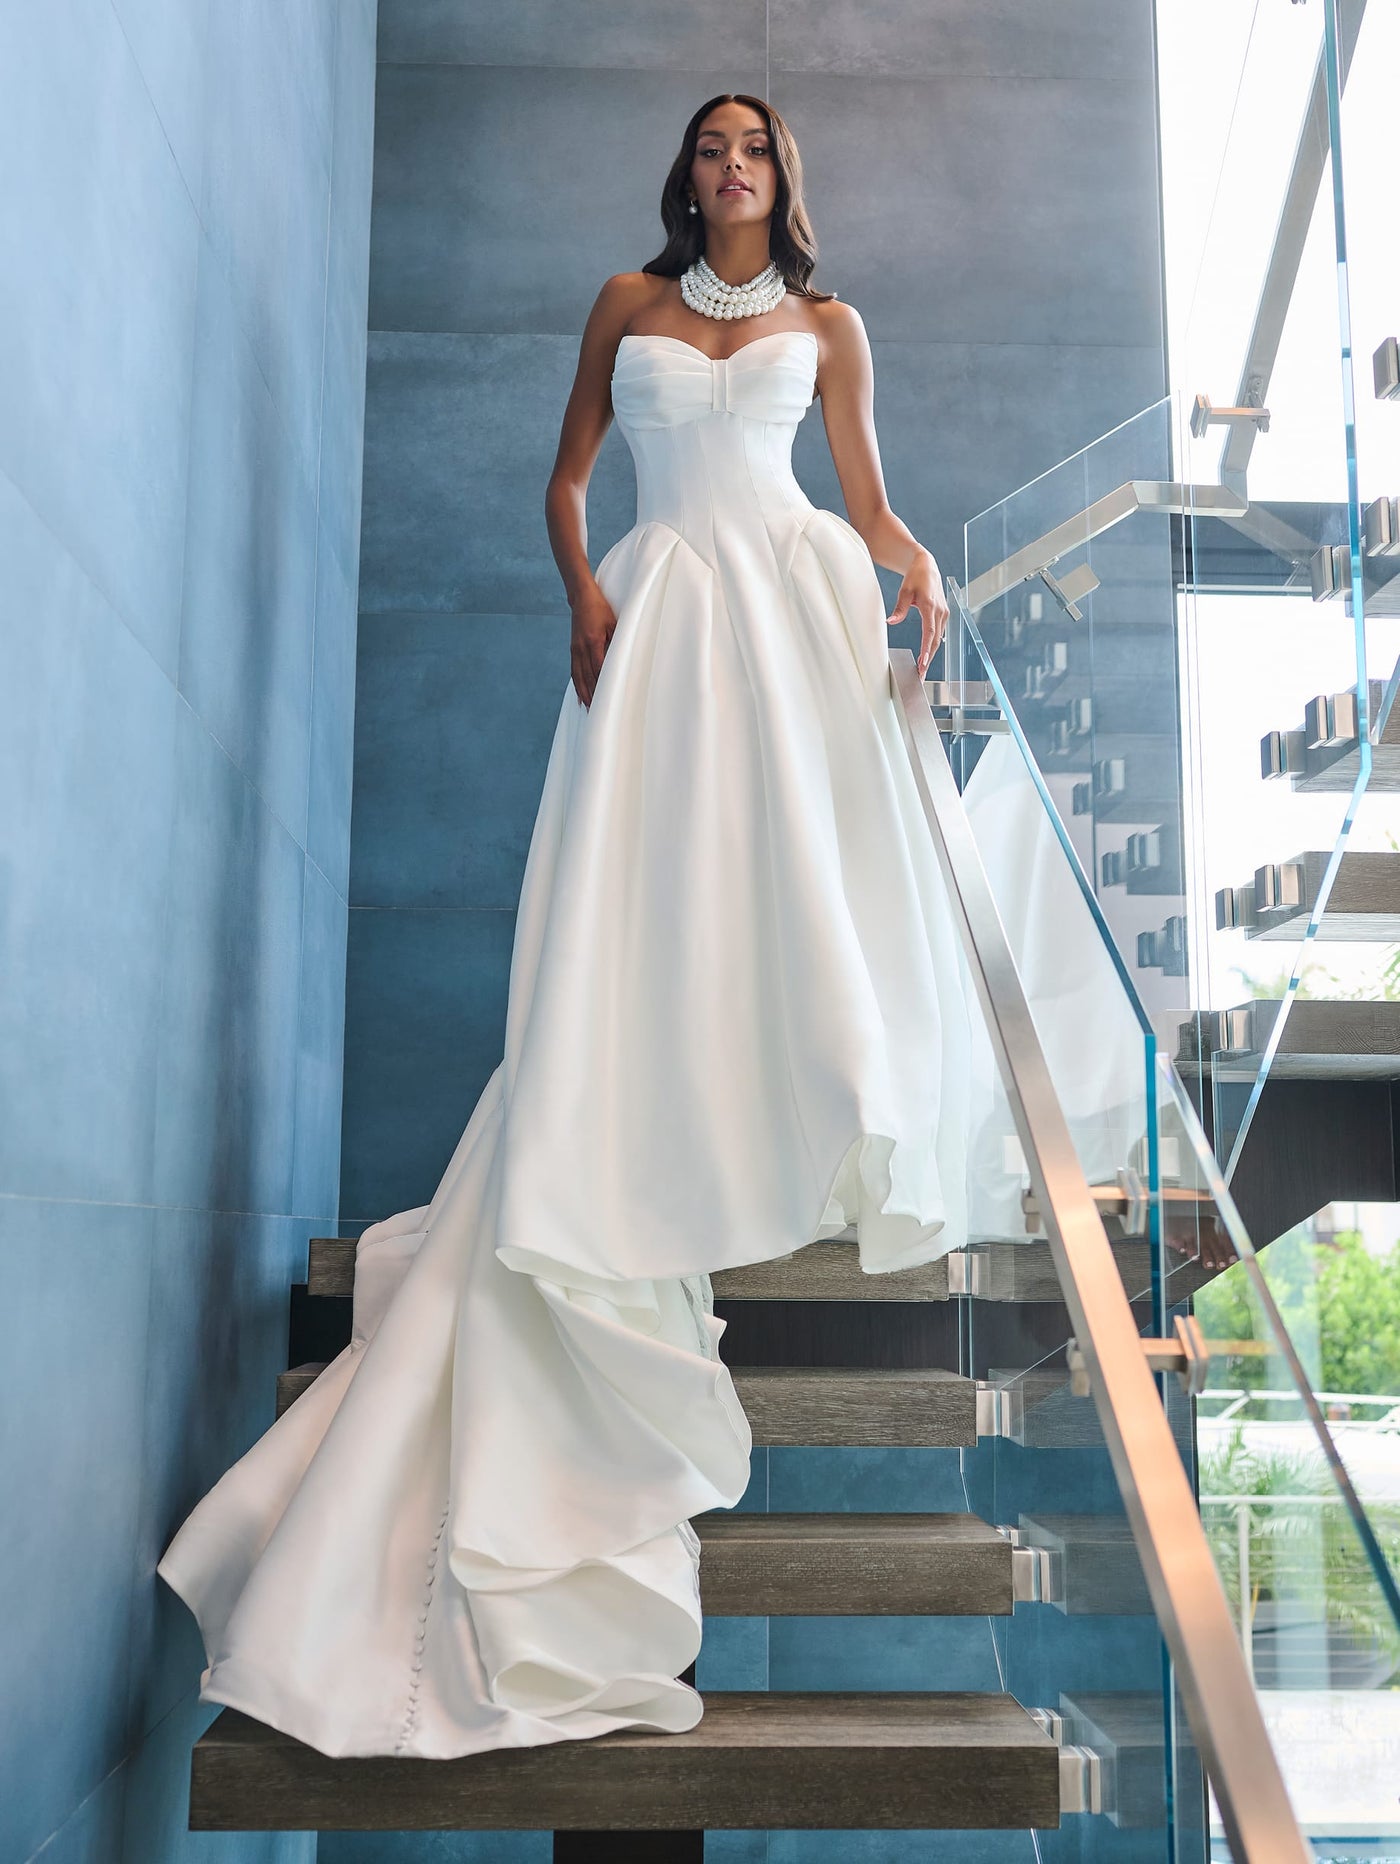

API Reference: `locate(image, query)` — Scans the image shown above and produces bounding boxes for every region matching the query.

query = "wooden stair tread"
[306,1236,951,1303]
[190,1695,1060,1832]
[698,1510,1000,1545]
[268,1360,1001,1610]
[697,1511,1012,1615]
[736,1366,974,1446]
[1245,850,1400,940]
[275,1362,977,1448]
[308,1231,1210,1308]
[1179,998,1400,1083]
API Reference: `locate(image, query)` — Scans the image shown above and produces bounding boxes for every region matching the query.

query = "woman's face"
[688,105,777,226]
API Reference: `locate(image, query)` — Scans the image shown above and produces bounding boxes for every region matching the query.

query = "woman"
[158,91,974,1762]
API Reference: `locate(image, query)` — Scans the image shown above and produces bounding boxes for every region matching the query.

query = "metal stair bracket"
[924,678,1005,739]
[1022,1166,1149,1238]
[1067,1315,1212,1402]
[1190,394,1271,440]
[1000,1527,1060,1607]
[1377,335,1400,402]
[888,649,1310,1863]
[1028,1709,1105,1817]
[1037,560,1100,623]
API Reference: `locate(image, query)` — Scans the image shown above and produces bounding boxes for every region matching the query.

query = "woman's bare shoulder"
[592,271,671,326]
[811,295,866,344]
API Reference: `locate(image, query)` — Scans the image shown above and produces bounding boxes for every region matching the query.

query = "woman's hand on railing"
[887,546,950,677]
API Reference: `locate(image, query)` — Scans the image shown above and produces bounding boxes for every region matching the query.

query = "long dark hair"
[641,94,837,303]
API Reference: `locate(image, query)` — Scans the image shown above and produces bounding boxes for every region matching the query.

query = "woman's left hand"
[887,548,949,677]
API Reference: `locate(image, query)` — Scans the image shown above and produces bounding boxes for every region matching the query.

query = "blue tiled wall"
[0,2,377,1859]
[332,3,1166,1861]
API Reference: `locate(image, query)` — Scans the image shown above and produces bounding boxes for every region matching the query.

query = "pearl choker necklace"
[680,254,787,321]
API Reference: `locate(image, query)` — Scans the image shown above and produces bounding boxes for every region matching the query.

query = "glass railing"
[959,1104,1400,1861]
[1172,0,1398,1182]
[963,1336,1195,1861]
[915,580,1400,1851]
[959,0,1400,1204]
[949,522,1189,1330]
[893,651,1313,1859]
[1156,1058,1400,1861]
[898,5,1400,1852]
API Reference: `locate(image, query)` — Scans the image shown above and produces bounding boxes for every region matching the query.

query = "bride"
[157,90,975,1762]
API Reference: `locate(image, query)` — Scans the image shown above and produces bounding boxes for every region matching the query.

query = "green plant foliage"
[1196,1227,1400,1397]
[1200,1426,1400,1668]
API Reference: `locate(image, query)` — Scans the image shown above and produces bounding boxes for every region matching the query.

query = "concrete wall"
[331,3,1166,1859]
[0,2,376,1858]
[342,0,1166,1228]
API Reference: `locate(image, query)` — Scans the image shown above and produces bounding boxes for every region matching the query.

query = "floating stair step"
[275,1362,978,1448]
[1220,850,1400,942]
[1261,674,1400,794]
[189,1695,1061,1833]
[1179,997,1400,1081]
[305,1238,352,1295]
[735,1368,976,1446]
[276,1363,328,1415]
[696,1512,1013,1616]
[305,1236,951,1303]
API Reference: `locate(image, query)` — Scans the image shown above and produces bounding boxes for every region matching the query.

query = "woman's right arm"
[545,274,640,708]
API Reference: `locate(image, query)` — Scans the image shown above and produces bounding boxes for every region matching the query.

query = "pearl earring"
[688,199,697,214]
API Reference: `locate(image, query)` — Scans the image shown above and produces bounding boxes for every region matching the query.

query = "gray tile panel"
[350,611,569,908]
[377,0,765,71]
[359,332,636,615]
[368,63,766,334]
[0,470,177,1206]
[307,536,362,900]
[762,72,1163,350]
[340,903,515,1221]
[769,0,1153,80]
[151,705,305,1219]
[0,0,199,678]
[178,236,320,839]
[0,1199,153,1864]
[197,0,337,483]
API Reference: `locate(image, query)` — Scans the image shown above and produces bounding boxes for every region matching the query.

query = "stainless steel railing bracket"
[1141,1315,1212,1398]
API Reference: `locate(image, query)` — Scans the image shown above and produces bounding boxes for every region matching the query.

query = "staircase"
[186,1227,1105,1845]
[1179,844,1400,1243]
[192,1694,1057,1837]
[176,655,1323,1858]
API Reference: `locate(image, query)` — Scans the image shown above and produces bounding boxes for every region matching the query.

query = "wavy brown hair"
[641,93,837,303]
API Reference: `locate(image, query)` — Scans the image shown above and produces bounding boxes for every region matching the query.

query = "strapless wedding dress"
[157,326,976,1760]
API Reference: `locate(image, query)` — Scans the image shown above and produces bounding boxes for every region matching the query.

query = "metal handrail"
[961,476,1245,617]
[888,649,1310,1863]
[1216,2,1365,497]
[959,4,1371,623]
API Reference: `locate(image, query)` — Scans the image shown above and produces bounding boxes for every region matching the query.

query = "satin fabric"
[157,326,976,1759]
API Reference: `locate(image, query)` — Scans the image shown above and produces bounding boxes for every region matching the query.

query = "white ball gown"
[157,325,979,1761]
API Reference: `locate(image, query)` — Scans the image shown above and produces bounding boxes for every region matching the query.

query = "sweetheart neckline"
[616,330,819,367]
